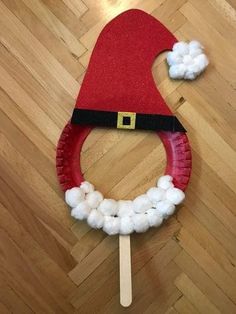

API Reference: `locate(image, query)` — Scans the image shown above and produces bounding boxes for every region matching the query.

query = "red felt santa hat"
[71,9,185,132]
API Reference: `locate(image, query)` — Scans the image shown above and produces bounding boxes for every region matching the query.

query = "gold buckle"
[117,112,136,129]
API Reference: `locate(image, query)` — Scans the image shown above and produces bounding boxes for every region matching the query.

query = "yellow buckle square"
[117,112,136,129]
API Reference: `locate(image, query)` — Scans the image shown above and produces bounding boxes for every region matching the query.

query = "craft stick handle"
[119,235,132,307]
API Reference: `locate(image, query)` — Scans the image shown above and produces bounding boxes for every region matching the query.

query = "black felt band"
[71,109,186,132]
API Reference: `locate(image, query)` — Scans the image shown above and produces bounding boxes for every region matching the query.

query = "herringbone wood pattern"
[0,0,236,313]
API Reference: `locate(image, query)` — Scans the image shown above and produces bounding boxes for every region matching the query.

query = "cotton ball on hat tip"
[165,187,185,205]
[146,208,163,227]
[117,200,134,217]
[103,216,120,235]
[166,51,182,66]
[169,64,186,80]
[195,54,209,72]
[189,40,203,50]
[71,201,91,220]
[87,209,104,229]
[146,187,165,204]
[133,214,149,233]
[133,194,152,214]
[65,187,85,208]
[155,200,175,218]
[157,175,174,190]
[80,181,94,194]
[173,42,189,55]
[120,216,134,235]
[98,199,118,216]
[86,191,103,209]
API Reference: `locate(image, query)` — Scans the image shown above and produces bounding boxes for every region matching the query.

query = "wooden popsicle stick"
[119,235,132,307]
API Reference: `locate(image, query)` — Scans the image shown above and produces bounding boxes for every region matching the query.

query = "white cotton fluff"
[98,199,118,216]
[133,195,152,213]
[65,187,85,208]
[86,191,103,208]
[167,40,209,80]
[155,200,175,218]
[146,187,165,204]
[71,201,91,220]
[103,216,120,235]
[120,216,134,235]
[165,187,185,205]
[117,200,135,217]
[157,175,174,190]
[146,208,163,227]
[133,214,150,233]
[80,181,94,194]
[87,209,104,229]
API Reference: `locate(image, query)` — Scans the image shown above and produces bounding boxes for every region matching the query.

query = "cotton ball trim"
[155,200,175,218]
[165,187,185,205]
[133,194,152,213]
[87,209,104,229]
[117,200,134,217]
[98,199,118,216]
[71,201,91,220]
[133,214,149,233]
[167,40,209,80]
[146,187,165,204]
[86,191,103,208]
[80,181,94,194]
[103,216,120,235]
[120,216,134,235]
[157,175,174,190]
[147,208,163,227]
[65,187,85,208]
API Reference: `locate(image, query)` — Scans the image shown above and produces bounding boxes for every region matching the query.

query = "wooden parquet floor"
[0,0,236,313]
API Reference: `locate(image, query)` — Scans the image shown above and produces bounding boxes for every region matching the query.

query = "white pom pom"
[98,199,118,216]
[133,195,152,213]
[146,187,165,204]
[189,40,203,50]
[157,175,174,190]
[167,51,182,66]
[65,187,85,208]
[173,42,189,55]
[87,209,104,229]
[71,201,91,220]
[133,214,149,233]
[86,191,103,208]
[80,181,94,194]
[155,200,175,218]
[146,208,163,227]
[169,64,186,80]
[183,55,193,66]
[120,216,134,234]
[103,216,120,235]
[195,54,209,71]
[165,187,185,205]
[189,48,202,58]
[117,200,134,217]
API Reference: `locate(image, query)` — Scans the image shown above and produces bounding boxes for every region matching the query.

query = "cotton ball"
[80,181,94,194]
[133,214,149,233]
[155,200,175,218]
[117,200,134,217]
[157,175,174,190]
[133,195,152,214]
[98,199,118,216]
[189,48,202,58]
[165,187,185,205]
[169,64,186,80]
[65,187,85,208]
[86,191,103,208]
[189,40,203,50]
[173,42,189,55]
[87,209,104,229]
[146,208,163,227]
[183,55,193,66]
[71,201,91,220]
[195,54,209,72]
[120,216,134,234]
[103,216,120,235]
[146,187,165,204]
[167,51,182,66]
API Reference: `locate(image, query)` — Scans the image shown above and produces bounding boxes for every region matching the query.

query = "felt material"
[71,109,186,132]
[75,9,177,117]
